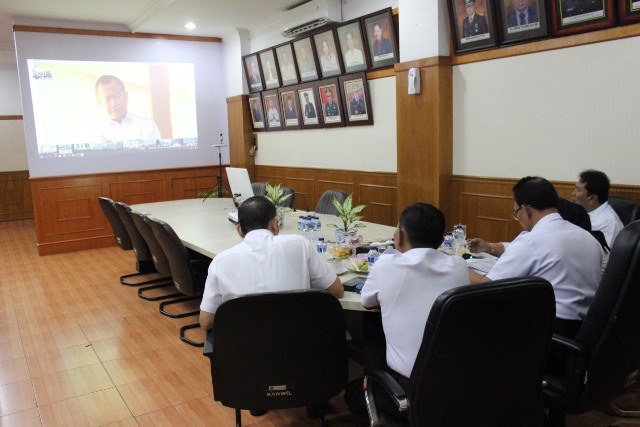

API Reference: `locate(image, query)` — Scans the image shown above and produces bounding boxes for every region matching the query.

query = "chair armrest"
[543,334,591,409]
[550,333,587,356]
[203,329,214,357]
[364,369,409,427]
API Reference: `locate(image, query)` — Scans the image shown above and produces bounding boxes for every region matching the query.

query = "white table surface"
[131,198,397,311]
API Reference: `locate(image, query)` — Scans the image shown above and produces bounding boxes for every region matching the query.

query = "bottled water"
[453,224,465,254]
[367,243,380,266]
[297,216,305,234]
[314,216,321,236]
[443,232,455,255]
[316,237,327,255]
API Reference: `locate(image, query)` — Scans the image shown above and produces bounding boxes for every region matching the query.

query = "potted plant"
[327,194,366,246]
[265,183,292,228]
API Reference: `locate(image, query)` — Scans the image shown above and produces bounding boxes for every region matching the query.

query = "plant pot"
[277,211,285,229]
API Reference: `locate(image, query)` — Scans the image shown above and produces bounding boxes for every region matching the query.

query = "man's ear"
[236,224,245,238]
[268,216,280,235]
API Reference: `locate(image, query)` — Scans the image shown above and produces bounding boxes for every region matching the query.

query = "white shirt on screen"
[97,112,160,142]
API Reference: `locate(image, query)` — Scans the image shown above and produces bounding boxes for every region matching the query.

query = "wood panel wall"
[30,166,221,255]
[0,171,33,221]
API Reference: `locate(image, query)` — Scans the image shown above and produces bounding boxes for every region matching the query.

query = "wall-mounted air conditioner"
[280,0,342,38]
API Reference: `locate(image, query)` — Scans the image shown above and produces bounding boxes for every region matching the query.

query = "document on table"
[466,257,497,275]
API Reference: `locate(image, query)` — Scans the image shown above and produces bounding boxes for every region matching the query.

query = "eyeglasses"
[512,205,525,220]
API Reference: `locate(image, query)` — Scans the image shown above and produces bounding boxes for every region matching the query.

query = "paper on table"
[466,257,497,275]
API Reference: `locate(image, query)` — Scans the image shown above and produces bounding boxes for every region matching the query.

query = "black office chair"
[281,186,295,209]
[608,197,640,226]
[98,197,158,286]
[205,290,348,427]
[364,277,555,427]
[544,220,640,426]
[315,190,348,216]
[251,181,266,197]
[149,217,210,347]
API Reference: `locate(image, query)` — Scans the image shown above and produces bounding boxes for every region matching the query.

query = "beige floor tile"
[90,329,175,363]
[39,388,132,427]
[0,338,25,362]
[135,396,232,427]
[0,407,42,427]
[102,346,194,386]
[21,326,89,356]
[26,344,99,378]
[0,379,36,416]
[0,357,30,387]
[32,363,115,406]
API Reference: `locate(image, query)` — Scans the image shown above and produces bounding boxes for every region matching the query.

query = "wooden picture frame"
[317,79,345,128]
[339,73,373,126]
[295,84,323,129]
[243,54,263,93]
[248,93,265,131]
[279,89,302,130]
[618,0,640,25]
[336,19,369,74]
[550,0,615,35]
[312,29,343,78]
[362,8,398,70]
[258,49,281,90]
[275,43,299,86]
[293,37,320,83]
[448,0,498,54]
[496,0,549,44]
[262,90,283,131]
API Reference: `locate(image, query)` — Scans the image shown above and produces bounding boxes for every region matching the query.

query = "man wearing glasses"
[469,176,603,340]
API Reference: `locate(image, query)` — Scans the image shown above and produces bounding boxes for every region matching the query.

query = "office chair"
[149,217,211,347]
[98,197,158,286]
[364,277,555,427]
[544,219,640,426]
[281,186,295,209]
[315,190,348,216]
[205,290,348,427]
[608,197,640,226]
[251,181,266,197]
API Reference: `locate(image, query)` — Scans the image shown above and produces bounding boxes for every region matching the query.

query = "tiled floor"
[1,218,639,426]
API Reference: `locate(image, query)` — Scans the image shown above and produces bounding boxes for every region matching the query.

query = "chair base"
[120,272,167,287]
[180,323,203,347]
[159,295,200,318]
[137,280,181,301]
[610,397,640,417]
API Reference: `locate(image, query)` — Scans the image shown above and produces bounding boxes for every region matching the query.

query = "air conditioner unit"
[280,0,342,38]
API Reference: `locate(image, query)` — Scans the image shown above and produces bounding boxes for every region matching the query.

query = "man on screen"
[94,75,161,142]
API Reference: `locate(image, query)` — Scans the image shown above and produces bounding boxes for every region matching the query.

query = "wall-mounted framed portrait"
[279,89,302,130]
[336,19,369,74]
[496,0,549,44]
[339,73,373,126]
[618,0,640,24]
[447,0,498,54]
[362,8,398,70]
[243,54,263,93]
[275,43,299,86]
[293,37,320,83]
[317,78,345,128]
[312,29,343,78]
[294,84,323,130]
[262,90,282,131]
[248,93,265,131]
[550,0,615,35]
[258,48,281,90]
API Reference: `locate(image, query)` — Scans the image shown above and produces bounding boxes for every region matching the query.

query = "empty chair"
[205,289,348,427]
[608,197,640,226]
[315,190,348,216]
[364,277,555,427]
[280,186,295,209]
[251,181,266,197]
[149,217,210,347]
[98,196,157,286]
[544,220,640,426]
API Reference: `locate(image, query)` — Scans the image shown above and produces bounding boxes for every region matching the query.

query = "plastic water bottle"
[297,216,305,234]
[367,243,380,266]
[316,237,327,255]
[443,232,455,255]
[453,224,466,255]
[314,216,321,237]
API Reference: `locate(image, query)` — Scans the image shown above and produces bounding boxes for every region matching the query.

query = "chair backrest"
[572,219,640,409]
[408,277,555,427]
[252,182,266,197]
[314,189,348,216]
[130,210,172,276]
[98,197,132,250]
[148,218,207,296]
[281,186,295,209]
[114,202,152,263]
[608,197,640,226]
[210,290,348,411]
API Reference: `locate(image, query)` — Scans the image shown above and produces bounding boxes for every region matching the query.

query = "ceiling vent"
[281,0,342,38]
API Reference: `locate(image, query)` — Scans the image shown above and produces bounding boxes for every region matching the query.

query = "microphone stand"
[203,134,225,202]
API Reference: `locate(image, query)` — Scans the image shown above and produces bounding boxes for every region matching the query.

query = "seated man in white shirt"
[571,169,624,248]
[469,176,603,340]
[199,196,343,331]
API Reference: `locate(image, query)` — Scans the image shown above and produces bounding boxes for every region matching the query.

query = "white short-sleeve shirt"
[589,201,624,247]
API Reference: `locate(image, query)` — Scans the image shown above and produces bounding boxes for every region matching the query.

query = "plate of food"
[347,257,370,275]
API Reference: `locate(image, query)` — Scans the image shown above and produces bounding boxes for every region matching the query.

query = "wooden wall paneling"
[109,179,166,205]
[358,183,397,227]
[284,177,315,212]
[0,171,33,221]
[227,95,256,180]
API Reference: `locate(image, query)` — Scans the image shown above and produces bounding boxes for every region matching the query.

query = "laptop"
[225,167,256,224]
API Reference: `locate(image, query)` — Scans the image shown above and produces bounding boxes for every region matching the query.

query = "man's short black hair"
[238,196,276,235]
[512,176,559,210]
[398,203,446,249]
[95,75,125,93]
[579,169,610,204]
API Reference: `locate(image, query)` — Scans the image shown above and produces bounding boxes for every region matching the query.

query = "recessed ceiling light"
[184,22,196,30]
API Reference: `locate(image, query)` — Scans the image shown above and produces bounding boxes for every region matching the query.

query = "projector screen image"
[27,59,198,159]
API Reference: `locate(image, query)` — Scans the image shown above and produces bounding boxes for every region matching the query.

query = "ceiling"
[0,0,307,70]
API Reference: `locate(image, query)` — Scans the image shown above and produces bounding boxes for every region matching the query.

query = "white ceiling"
[0,0,307,70]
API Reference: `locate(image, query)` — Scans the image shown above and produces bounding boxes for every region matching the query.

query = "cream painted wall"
[452,36,640,185]
[0,70,28,172]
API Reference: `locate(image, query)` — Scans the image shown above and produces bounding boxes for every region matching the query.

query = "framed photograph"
[618,0,640,24]
[550,0,615,35]
[312,29,343,78]
[447,0,498,54]
[295,84,323,129]
[258,49,281,90]
[275,43,299,86]
[248,94,265,131]
[336,20,369,74]
[496,0,549,44]
[362,9,398,70]
[339,73,373,126]
[293,37,320,83]
[317,79,345,128]
[262,90,282,131]
[279,89,302,129]
[243,54,263,93]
